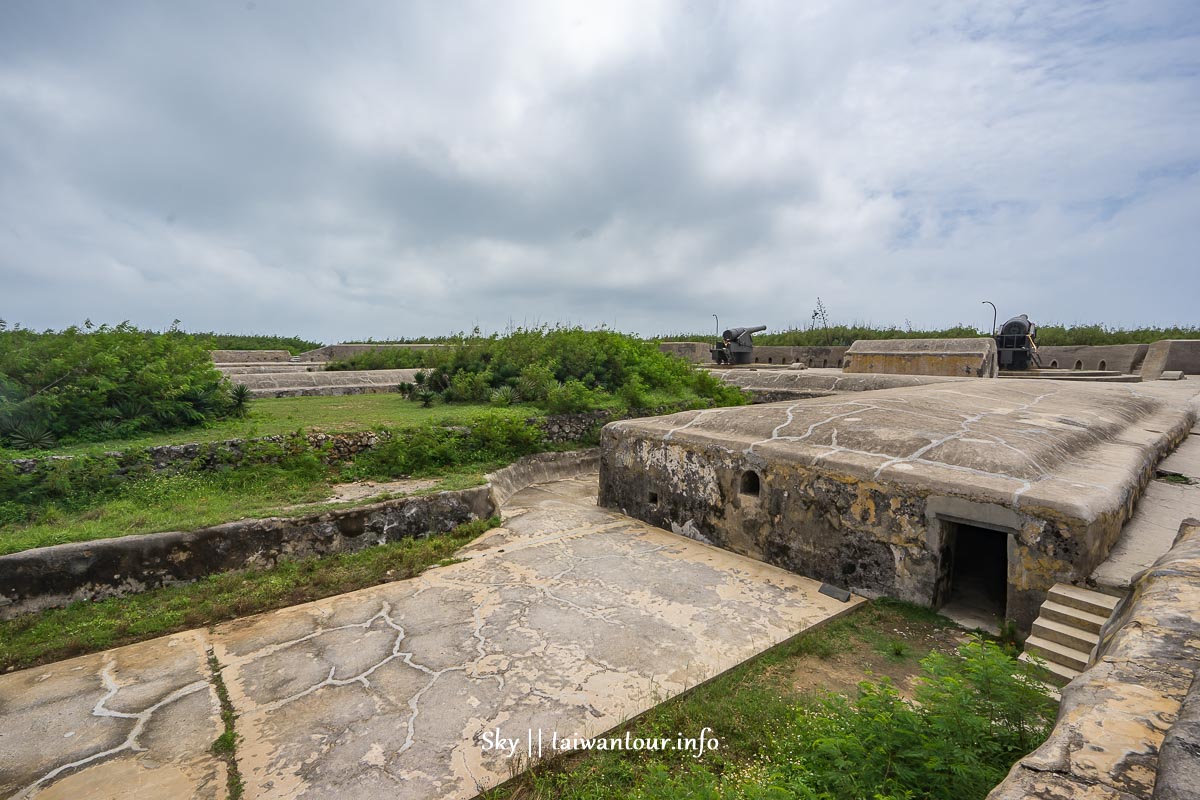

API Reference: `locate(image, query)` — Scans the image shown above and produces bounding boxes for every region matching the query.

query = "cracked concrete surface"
[1,474,859,799]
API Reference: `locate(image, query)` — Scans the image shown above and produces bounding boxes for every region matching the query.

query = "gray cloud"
[1,0,1198,342]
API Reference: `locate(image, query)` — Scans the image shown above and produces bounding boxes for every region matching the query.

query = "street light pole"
[982,301,997,336]
[713,314,719,340]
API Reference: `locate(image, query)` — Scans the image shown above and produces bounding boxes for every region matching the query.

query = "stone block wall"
[1036,343,1149,373]
[843,337,999,378]
[658,342,848,367]
[209,349,293,363]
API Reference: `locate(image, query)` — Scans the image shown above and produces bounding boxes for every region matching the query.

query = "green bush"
[325,348,430,371]
[0,322,235,446]
[347,413,544,478]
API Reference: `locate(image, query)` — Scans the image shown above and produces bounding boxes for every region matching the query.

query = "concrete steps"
[1021,583,1120,686]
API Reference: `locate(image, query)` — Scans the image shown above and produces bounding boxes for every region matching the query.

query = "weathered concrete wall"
[218,363,324,375]
[209,349,293,363]
[1142,340,1200,380]
[844,337,999,378]
[989,519,1200,799]
[296,343,445,362]
[233,368,421,398]
[658,342,848,367]
[0,487,493,618]
[1037,343,1148,373]
[486,449,600,507]
[599,381,1196,631]
[708,367,964,399]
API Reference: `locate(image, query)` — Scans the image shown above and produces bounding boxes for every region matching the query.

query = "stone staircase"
[1020,583,1119,686]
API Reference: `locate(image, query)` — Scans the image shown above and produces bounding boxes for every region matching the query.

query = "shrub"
[0,322,233,445]
[489,386,517,407]
[545,379,601,413]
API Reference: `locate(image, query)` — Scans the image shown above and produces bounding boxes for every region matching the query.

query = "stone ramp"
[0,475,860,800]
[1090,425,1200,593]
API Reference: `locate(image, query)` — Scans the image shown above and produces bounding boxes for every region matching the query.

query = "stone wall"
[0,487,493,618]
[232,368,421,398]
[1142,340,1200,380]
[209,349,293,363]
[1036,343,1148,373]
[988,519,1200,799]
[843,337,999,377]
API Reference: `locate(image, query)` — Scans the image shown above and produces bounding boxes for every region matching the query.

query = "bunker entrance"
[939,522,1009,633]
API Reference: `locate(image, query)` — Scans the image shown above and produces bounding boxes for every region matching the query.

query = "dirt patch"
[777,606,971,699]
[280,478,441,511]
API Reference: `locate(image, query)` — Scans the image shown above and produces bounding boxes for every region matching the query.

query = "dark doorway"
[939,523,1009,632]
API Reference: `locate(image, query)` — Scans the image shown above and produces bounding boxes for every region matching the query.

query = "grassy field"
[0,517,499,671]
[36,395,543,457]
[485,600,1053,800]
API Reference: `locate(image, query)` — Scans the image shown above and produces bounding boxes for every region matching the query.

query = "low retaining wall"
[843,337,998,377]
[0,487,493,619]
[989,518,1200,799]
[209,349,293,363]
[487,449,600,508]
[0,449,601,619]
[1037,343,1148,373]
[234,368,421,398]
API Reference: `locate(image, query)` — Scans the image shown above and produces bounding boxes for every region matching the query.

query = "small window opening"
[739,471,760,496]
[648,491,659,505]
[1049,360,1058,368]
[1098,360,1107,371]
[1074,360,1083,371]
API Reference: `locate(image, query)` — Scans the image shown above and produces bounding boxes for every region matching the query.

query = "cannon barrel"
[722,325,767,342]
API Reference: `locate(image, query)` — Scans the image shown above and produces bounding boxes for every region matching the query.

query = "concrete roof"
[608,379,1200,520]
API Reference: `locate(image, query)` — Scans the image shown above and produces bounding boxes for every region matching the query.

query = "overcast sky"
[2,1,1197,343]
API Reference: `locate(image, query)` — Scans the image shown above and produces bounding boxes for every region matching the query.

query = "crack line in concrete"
[13,661,209,799]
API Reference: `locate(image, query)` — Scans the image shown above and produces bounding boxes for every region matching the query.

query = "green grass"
[33,396,544,457]
[0,517,499,672]
[0,462,492,556]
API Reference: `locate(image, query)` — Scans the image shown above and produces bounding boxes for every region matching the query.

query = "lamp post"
[713,314,719,340]
[982,301,997,336]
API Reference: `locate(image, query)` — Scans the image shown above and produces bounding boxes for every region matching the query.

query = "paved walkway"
[0,475,860,800]
[1091,425,1200,591]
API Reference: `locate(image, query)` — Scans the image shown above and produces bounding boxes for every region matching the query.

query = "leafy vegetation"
[330,327,747,412]
[489,604,1053,800]
[0,321,238,447]
[0,517,499,671]
[197,331,323,355]
[0,413,545,553]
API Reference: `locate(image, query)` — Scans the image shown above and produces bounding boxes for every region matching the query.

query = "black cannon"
[711,325,767,365]
[994,314,1041,370]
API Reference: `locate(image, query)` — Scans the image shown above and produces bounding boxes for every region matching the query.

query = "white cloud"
[0,0,1197,341]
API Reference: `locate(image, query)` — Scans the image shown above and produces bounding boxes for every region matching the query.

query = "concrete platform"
[0,475,860,799]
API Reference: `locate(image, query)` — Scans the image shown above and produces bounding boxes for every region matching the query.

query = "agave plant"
[414,389,437,408]
[490,386,517,407]
[230,383,252,417]
[8,422,56,450]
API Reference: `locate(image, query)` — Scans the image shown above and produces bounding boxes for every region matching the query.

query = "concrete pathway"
[1091,426,1200,592]
[0,474,860,800]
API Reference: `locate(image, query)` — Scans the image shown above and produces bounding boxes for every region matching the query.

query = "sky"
[1,0,1198,343]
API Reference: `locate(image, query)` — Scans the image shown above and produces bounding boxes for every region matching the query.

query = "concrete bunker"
[600,380,1194,632]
